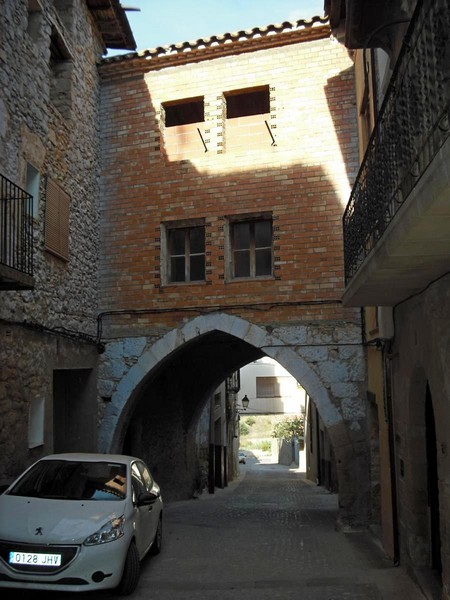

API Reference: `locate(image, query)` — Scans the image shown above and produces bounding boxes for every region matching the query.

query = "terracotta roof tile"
[102,15,329,65]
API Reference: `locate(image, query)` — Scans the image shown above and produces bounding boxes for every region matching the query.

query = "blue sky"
[113,0,325,54]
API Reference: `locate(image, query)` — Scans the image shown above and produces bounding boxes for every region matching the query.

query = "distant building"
[238,357,306,415]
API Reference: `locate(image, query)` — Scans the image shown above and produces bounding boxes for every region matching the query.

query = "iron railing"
[0,173,34,278]
[343,0,450,284]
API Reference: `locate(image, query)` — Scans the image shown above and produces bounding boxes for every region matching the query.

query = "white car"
[0,453,163,595]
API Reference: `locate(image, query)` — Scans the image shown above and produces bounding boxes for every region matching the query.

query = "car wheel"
[150,515,162,555]
[116,541,140,596]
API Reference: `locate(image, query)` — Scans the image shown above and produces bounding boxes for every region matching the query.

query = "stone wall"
[0,0,104,483]
[392,273,450,592]
[0,0,102,331]
[97,313,369,525]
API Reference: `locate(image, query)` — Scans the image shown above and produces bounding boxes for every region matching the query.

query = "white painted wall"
[237,357,307,415]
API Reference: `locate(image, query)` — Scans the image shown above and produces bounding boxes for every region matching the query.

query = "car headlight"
[83,516,125,546]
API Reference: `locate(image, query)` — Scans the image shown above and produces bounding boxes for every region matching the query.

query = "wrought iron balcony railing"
[0,173,34,280]
[343,0,450,284]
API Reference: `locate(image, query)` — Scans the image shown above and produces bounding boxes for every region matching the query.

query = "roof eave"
[87,0,136,51]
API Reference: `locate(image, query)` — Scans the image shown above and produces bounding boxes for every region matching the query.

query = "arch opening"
[99,313,369,523]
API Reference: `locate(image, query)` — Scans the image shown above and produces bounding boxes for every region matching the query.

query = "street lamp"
[241,395,249,410]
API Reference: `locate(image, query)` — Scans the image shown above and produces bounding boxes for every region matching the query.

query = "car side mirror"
[137,491,159,506]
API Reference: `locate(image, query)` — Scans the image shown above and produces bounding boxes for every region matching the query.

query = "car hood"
[0,494,127,544]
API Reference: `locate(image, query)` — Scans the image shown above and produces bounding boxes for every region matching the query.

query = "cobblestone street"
[5,458,427,600]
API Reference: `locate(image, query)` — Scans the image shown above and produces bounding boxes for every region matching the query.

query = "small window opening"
[26,163,40,218]
[226,87,270,119]
[164,98,204,127]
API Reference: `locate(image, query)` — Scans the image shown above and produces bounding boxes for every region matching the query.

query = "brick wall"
[99,31,358,334]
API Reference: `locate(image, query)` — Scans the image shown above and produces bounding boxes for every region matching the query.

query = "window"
[45,178,70,261]
[163,97,204,127]
[28,396,45,449]
[225,87,270,119]
[26,163,40,218]
[224,86,273,151]
[256,377,282,398]
[162,97,206,159]
[164,222,205,283]
[229,217,273,279]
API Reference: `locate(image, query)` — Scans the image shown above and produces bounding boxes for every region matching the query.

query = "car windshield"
[8,460,127,501]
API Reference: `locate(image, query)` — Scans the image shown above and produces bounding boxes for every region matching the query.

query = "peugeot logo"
[35,527,43,536]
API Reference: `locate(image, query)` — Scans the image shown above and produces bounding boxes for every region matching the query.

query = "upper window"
[163,98,204,127]
[224,86,273,151]
[229,217,273,279]
[163,222,205,284]
[161,98,206,159]
[225,87,270,119]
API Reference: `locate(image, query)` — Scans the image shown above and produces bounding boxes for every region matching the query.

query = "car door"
[136,461,160,534]
[130,462,155,557]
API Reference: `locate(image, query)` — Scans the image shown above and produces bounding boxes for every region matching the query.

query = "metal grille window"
[45,179,69,261]
[256,377,281,398]
[168,225,205,283]
[231,218,272,279]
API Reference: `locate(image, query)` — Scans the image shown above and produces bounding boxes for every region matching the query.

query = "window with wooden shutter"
[45,178,69,261]
[256,377,282,398]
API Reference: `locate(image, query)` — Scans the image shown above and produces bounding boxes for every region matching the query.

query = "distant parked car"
[239,451,246,464]
[0,453,163,596]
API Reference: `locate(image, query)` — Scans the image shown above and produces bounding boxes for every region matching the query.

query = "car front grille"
[0,540,79,574]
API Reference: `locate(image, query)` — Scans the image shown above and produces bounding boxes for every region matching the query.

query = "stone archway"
[98,312,369,526]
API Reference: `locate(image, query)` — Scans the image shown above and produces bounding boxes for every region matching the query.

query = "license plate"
[9,551,62,567]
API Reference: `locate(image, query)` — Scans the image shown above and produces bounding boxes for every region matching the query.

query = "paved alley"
[5,458,427,600]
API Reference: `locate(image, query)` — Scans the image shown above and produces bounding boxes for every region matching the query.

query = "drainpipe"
[384,341,400,564]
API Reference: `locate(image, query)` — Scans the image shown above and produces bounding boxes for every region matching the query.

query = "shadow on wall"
[98,54,365,519]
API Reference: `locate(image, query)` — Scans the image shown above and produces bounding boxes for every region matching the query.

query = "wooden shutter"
[45,178,69,260]
[256,377,281,398]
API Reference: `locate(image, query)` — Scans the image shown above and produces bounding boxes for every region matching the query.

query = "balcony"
[342,0,450,307]
[0,174,34,290]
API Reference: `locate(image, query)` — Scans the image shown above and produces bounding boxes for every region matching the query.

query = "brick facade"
[99,28,357,332]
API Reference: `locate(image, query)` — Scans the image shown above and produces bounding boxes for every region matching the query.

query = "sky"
[111,0,325,55]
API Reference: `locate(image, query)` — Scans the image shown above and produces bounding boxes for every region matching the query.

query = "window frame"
[161,219,206,285]
[224,85,270,119]
[225,213,273,281]
[162,96,205,128]
[256,376,282,398]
